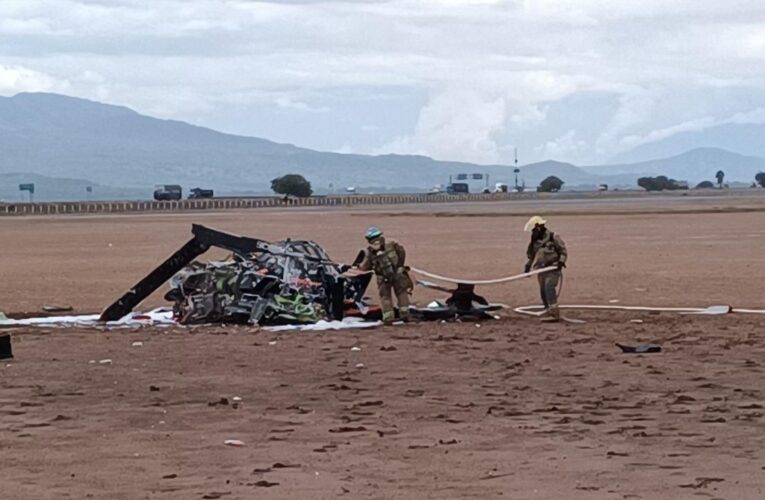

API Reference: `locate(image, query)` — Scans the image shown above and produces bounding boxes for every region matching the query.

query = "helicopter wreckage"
[99,225,505,326]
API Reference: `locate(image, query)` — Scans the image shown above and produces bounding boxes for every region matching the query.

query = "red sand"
[1,195,764,499]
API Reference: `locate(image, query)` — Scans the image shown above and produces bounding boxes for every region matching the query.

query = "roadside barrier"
[0,192,517,216]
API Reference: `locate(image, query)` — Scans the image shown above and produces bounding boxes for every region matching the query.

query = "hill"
[0,92,519,194]
[586,148,765,183]
[2,92,763,201]
[612,123,765,164]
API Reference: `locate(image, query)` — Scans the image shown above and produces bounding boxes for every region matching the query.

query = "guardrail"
[0,193,514,216]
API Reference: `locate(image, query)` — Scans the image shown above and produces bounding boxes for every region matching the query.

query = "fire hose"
[409,265,558,285]
[514,304,765,317]
[409,266,765,317]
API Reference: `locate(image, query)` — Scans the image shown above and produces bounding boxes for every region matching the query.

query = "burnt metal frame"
[100,224,346,322]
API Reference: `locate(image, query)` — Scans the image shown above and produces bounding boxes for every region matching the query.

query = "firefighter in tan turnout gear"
[358,227,412,324]
[524,216,568,323]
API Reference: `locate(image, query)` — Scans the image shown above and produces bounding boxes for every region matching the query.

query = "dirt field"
[2,193,765,499]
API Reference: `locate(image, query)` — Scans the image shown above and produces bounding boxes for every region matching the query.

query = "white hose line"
[408,265,765,316]
[731,308,765,315]
[514,304,765,317]
[409,265,558,286]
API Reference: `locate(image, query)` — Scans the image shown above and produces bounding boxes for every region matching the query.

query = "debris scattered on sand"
[679,477,725,489]
[412,282,503,321]
[252,480,279,488]
[42,305,73,313]
[0,334,12,360]
[329,426,367,433]
[616,343,661,354]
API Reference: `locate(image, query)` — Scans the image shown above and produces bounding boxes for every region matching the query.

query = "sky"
[2,0,765,165]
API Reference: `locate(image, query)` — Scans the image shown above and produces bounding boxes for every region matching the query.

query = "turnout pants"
[378,274,411,322]
[537,270,561,317]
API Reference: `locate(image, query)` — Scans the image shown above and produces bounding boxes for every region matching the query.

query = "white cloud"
[618,117,717,150]
[535,130,587,161]
[2,0,765,163]
[274,95,329,112]
[727,106,765,124]
[381,87,509,162]
[0,64,64,94]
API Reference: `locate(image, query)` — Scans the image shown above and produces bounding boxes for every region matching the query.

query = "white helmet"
[524,215,547,232]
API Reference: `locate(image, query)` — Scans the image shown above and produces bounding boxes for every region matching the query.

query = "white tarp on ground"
[265,317,382,332]
[0,308,175,327]
[0,309,381,331]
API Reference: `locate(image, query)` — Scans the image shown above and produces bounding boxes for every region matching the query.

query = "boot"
[382,310,395,325]
[399,306,410,323]
[540,305,560,323]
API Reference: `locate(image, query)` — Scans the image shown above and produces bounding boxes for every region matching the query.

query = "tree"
[537,176,564,192]
[638,175,686,191]
[756,172,765,188]
[695,181,715,189]
[271,174,313,198]
[638,176,660,191]
[715,170,725,188]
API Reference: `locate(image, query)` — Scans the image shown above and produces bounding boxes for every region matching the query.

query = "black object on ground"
[413,281,502,321]
[616,343,662,353]
[0,334,13,360]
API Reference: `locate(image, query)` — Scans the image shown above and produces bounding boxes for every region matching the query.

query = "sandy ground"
[1,192,765,499]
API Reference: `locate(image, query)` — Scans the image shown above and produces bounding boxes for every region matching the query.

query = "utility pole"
[514,148,519,190]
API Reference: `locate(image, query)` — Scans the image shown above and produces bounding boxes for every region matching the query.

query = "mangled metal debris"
[412,281,504,321]
[100,225,378,326]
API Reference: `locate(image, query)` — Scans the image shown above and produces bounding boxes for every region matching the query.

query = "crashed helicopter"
[100,224,378,325]
[100,224,507,326]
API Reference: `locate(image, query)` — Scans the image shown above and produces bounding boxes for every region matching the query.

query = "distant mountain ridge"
[611,122,765,164]
[586,148,765,183]
[1,92,763,201]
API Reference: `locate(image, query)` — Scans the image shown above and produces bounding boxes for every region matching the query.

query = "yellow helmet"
[524,215,547,232]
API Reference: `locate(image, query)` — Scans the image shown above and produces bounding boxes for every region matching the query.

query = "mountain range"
[1,92,764,201]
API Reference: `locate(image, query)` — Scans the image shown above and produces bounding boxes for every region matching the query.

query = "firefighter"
[523,216,567,322]
[358,227,412,324]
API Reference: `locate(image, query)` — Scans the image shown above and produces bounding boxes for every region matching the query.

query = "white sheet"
[0,308,175,327]
[0,309,381,331]
[265,317,382,332]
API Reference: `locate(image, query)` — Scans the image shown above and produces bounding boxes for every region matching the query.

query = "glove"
[524,264,531,274]
[557,261,566,270]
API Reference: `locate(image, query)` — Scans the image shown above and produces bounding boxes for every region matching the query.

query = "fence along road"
[0,193,519,216]
[2,189,758,216]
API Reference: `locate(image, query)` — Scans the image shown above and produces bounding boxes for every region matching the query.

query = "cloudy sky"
[2,0,765,165]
